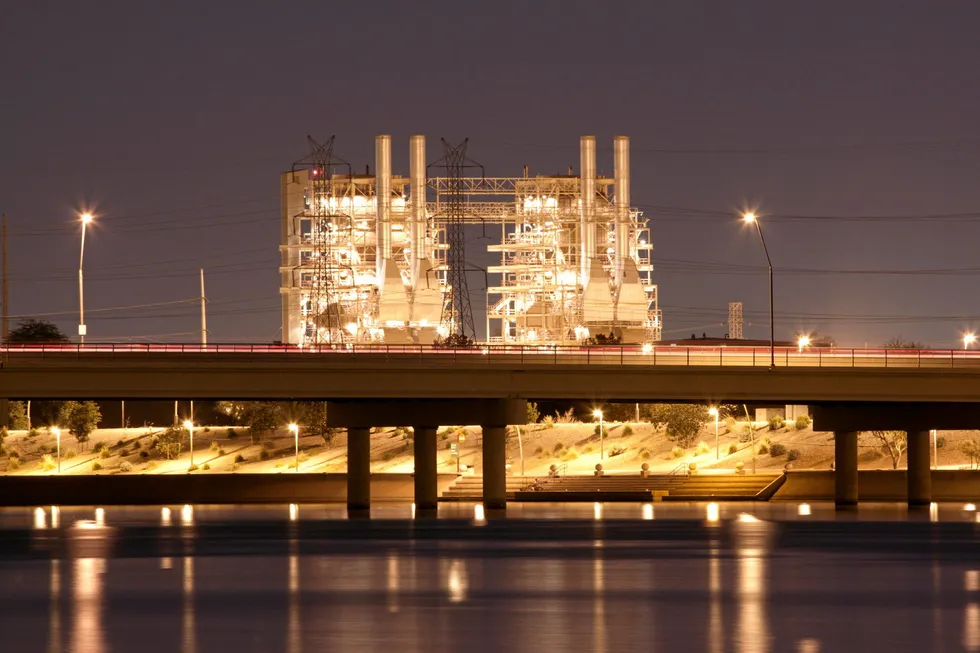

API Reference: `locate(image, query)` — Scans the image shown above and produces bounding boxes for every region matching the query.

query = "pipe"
[579,136,596,285]
[613,135,630,290]
[409,134,426,282]
[375,134,392,282]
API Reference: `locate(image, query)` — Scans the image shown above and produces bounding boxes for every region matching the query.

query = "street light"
[797,334,811,353]
[708,407,719,460]
[183,420,194,467]
[964,333,976,350]
[593,409,604,459]
[288,423,299,472]
[743,211,774,369]
[78,212,93,345]
[52,427,61,474]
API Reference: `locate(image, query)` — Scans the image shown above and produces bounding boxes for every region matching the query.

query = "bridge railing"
[1,342,979,369]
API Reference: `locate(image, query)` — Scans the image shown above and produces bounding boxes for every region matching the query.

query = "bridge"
[3,342,979,513]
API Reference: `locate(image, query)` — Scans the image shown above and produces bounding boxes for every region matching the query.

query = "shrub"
[640,450,652,460]
[231,463,240,472]
[936,436,946,449]
[92,461,103,471]
[203,427,211,433]
[209,441,220,452]
[787,449,801,462]
[533,445,543,455]
[38,444,48,454]
[8,457,19,471]
[7,450,19,459]
[235,454,246,463]
[260,450,270,460]
[28,427,38,438]
[541,415,555,429]
[99,448,111,460]
[728,442,739,455]
[560,450,579,462]
[609,446,626,457]
[593,425,608,438]
[671,446,684,459]
[552,442,564,453]
[139,450,149,459]
[795,415,811,430]
[695,441,711,456]
[757,441,770,455]
[526,401,540,425]
[554,408,577,424]
[187,464,198,472]
[40,454,56,472]
[622,423,634,437]
[226,428,237,439]
[119,461,132,472]
[770,443,787,457]
[93,442,107,453]
[583,445,594,454]
[218,448,226,456]
[724,416,737,432]
[768,416,785,431]
[202,463,211,470]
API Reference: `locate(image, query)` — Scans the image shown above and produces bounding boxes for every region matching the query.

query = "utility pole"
[2,214,8,340]
[200,268,207,346]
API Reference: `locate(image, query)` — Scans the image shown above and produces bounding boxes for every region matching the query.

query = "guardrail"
[1,343,979,369]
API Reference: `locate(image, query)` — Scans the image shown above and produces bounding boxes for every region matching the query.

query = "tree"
[433,333,476,349]
[647,404,709,447]
[526,402,540,424]
[156,424,184,460]
[864,430,907,469]
[58,401,101,445]
[8,401,27,430]
[962,438,980,470]
[6,319,69,344]
[882,337,926,349]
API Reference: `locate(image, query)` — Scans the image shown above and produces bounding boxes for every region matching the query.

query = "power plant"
[279,135,661,346]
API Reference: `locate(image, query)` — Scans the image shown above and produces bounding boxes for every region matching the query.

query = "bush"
[93,442,107,453]
[695,441,711,456]
[609,446,626,457]
[187,464,198,472]
[38,444,48,454]
[7,449,18,459]
[203,427,211,433]
[593,425,608,438]
[787,449,801,462]
[768,416,785,431]
[40,454,56,472]
[560,450,579,462]
[202,463,211,470]
[583,445,594,454]
[526,401,540,425]
[671,446,685,459]
[119,461,132,472]
[27,428,38,438]
[209,441,220,452]
[622,423,634,437]
[99,448,111,460]
[92,461,103,471]
[795,415,811,430]
[63,448,77,460]
[552,442,564,454]
[640,450,652,460]
[936,436,946,449]
[235,454,246,463]
[724,416,737,432]
[8,457,19,471]
[533,445,543,455]
[757,441,770,455]
[139,450,149,459]
[260,450,270,460]
[226,428,237,439]
[541,415,555,429]
[770,443,787,457]
[728,442,739,455]
[218,448,226,456]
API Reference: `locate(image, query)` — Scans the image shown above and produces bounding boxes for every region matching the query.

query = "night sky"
[3,1,980,347]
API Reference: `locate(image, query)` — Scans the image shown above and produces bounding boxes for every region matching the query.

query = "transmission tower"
[293,135,351,344]
[728,302,744,340]
[429,139,483,338]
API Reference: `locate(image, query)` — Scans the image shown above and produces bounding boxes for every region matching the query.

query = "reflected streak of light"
[34,507,47,530]
[287,554,300,653]
[72,557,106,653]
[966,603,980,651]
[161,507,172,526]
[735,521,770,653]
[966,503,977,512]
[706,502,720,523]
[51,506,60,528]
[708,543,723,653]
[181,505,194,526]
[48,559,61,653]
[967,571,980,592]
[593,543,606,653]
[387,553,400,613]
[182,557,196,653]
[642,503,654,520]
[473,504,486,526]
[738,512,760,523]
[161,557,172,570]
[797,503,811,516]
[411,502,416,519]
[930,502,939,523]
[593,502,603,520]
[289,503,299,521]
[796,639,820,653]
[447,559,468,603]
[94,508,105,527]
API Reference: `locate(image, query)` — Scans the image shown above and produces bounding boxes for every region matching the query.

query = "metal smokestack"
[579,136,596,285]
[409,134,426,282]
[375,134,393,281]
[613,135,630,289]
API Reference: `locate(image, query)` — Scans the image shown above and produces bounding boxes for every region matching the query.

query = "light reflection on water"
[4,504,980,651]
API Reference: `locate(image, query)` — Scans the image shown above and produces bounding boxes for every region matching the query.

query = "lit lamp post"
[288,423,299,472]
[964,333,976,350]
[743,212,774,369]
[797,334,810,358]
[52,427,61,474]
[78,212,93,344]
[708,407,719,459]
[593,409,604,459]
[183,420,195,467]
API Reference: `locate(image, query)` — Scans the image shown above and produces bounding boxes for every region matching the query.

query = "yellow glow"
[706,502,720,523]
[34,507,46,529]
[642,503,654,520]
[797,335,811,348]
[344,322,359,335]
[181,504,194,525]
[51,427,60,437]
[641,343,653,354]
[966,504,977,512]
[80,212,93,224]
[94,508,105,527]
[51,505,60,528]
[183,420,193,430]
[473,503,486,525]
[966,333,977,347]
[737,512,760,523]
[288,423,299,435]
[289,503,298,521]
[708,407,719,417]
[161,507,172,526]
[742,211,756,222]
[594,502,603,520]
[798,503,811,516]
[593,409,603,419]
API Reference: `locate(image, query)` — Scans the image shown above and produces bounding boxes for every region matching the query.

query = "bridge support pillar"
[482,426,507,510]
[907,429,932,506]
[347,427,371,515]
[834,430,858,508]
[413,426,438,513]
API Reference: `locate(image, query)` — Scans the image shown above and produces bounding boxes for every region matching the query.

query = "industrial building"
[279,134,661,346]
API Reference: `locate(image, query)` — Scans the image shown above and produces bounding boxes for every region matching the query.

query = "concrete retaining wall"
[0,473,459,506]
[774,470,980,501]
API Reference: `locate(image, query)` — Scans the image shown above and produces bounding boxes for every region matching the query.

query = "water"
[2,502,980,652]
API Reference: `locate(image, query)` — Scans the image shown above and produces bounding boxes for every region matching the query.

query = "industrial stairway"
[440,476,533,501]
[663,473,784,501]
